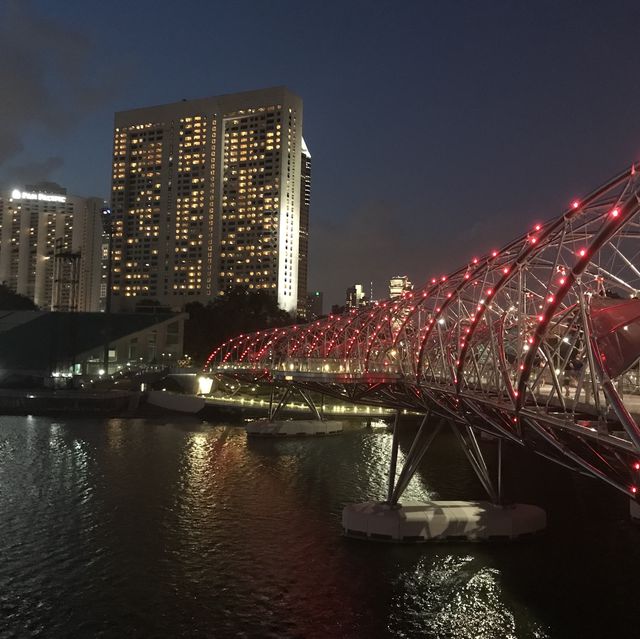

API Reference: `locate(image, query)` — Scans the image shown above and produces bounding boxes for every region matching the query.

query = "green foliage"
[0,284,37,310]
[184,286,293,364]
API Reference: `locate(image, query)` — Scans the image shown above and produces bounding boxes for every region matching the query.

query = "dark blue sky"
[2,0,640,306]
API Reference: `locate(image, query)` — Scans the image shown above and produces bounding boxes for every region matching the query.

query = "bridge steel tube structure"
[207,163,640,503]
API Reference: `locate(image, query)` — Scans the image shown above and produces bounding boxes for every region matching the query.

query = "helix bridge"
[206,163,640,539]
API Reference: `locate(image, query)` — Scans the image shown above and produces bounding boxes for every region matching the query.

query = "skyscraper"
[0,183,105,311]
[346,283,368,309]
[389,275,413,299]
[297,139,311,318]
[110,86,308,314]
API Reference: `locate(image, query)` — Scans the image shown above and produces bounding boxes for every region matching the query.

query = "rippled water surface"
[0,415,639,638]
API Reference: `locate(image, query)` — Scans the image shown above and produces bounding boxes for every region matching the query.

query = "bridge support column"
[389,411,442,505]
[342,413,546,542]
[268,385,292,421]
[386,410,401,502]
[267,384,324,422]
[246,383,350,437]
[451,423,499,504]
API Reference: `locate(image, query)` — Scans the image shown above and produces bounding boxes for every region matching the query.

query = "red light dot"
[559,277,566,285]
[534,224,541,231]
[503,267,509,274]
[472,258,478,264]
[464,273,470,279]
[634,462,640,471]
[578,248,587,257]
[538,315,544,322]
[547,295,554,303]
[519,364,525,370]
[487,289,493,295]
[491,250,498,257]
[530,237,537,244]
[611,208,619,218]
[632,486,638,494]
[572,200,579,209]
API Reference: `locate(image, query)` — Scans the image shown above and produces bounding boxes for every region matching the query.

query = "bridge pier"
[246,382,348,437]
[342,413,546,542]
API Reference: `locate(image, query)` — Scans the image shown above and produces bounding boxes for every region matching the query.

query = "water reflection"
[106,418,127,452]
[389,554,549,639]
[0,416,638,638]
[363,426,437,503]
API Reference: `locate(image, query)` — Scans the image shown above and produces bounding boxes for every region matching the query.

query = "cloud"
[3,156,65,185]
[0,0,114,167]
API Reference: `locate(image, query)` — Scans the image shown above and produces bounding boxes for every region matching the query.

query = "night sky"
[2,0,640,307]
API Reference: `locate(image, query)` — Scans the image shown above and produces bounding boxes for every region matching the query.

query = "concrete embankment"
[0,388,140,416]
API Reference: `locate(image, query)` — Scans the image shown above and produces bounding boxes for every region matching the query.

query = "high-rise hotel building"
[0,183,105,311]
[110,86,309,314]
[297,139,311,318]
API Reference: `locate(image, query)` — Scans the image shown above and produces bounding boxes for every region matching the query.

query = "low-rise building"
[0,310,186,385]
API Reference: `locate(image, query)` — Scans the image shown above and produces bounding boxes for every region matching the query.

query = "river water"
[0,415,638,638]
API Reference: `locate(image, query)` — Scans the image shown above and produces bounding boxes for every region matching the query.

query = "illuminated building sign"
[10,189,66,203]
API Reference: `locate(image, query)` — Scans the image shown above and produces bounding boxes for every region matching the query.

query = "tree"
[183,287,294,364]
[0,284,37,310]
[135,299,171,313]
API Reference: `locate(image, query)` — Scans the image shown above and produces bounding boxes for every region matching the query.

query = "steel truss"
[207,163,640,501]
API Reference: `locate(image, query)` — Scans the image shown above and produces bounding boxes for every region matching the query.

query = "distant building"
[389,275,413,299]
[306,290,323,319]
[110,86,308,315]
[346,283,368,309]
[0,183,105,311]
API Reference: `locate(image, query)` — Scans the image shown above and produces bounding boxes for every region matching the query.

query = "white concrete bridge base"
[342,500,547,542]
[246,419,346,437]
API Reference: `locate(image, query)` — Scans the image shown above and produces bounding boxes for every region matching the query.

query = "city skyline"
[3,1,640,306]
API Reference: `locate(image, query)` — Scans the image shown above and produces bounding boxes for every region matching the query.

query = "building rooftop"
[0,311,185,375]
